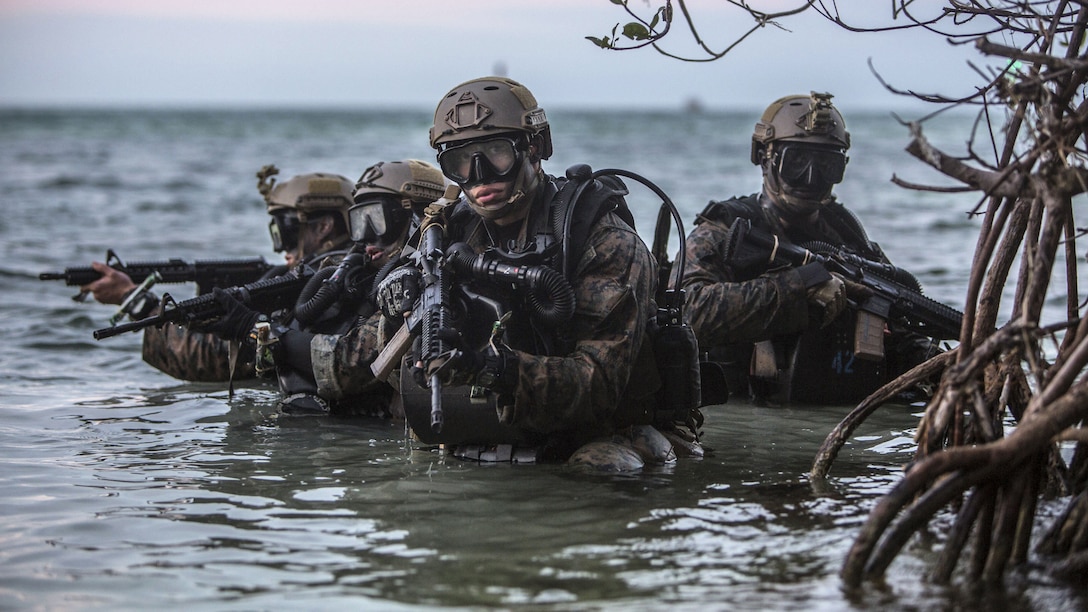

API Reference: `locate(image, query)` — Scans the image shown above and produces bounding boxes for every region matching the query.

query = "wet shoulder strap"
[549,167,632,279]
[696,194,761,226]
[819,200,885,261]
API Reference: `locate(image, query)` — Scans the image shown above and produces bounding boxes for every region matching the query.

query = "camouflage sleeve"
[310,309,395,399]
[141,322,255,382]
[502,213,655,435]
[680,219,811,347]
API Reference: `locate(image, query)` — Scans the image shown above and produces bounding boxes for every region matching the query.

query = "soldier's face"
[466,180,515,212]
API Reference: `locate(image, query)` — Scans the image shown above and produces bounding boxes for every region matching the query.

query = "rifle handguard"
[92,267,313,340]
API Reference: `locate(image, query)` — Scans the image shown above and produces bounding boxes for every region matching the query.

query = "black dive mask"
[348,197,407,246]
[437,136,525,186]
[268,211,301,253]
[774,145,847,189]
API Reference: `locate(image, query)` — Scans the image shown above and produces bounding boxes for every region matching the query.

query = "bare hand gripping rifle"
[92,266,313,340]
[724,218,963,358]
[40,249,275,301]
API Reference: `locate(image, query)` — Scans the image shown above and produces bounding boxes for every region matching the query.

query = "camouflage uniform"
[140,243,351,383]
[448,189,659,448]
[320,178,660,456]
[309,309,390,401]
[400,75,688,467]
[683,192,937,404]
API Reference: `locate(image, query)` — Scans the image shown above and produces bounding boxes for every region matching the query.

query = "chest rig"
[448,165,634,357]
[400,165,706,452]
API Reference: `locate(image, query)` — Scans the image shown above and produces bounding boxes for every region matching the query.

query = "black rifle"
[93,267,313,340]
[40,249,276,300]
[366,202,456,434]
[374,231,579,439]
[725,218,963,345]
[413,207,455,434]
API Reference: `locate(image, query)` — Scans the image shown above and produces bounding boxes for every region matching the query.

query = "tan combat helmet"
[349,160,447,243]
[257,164,354,230]
[352,159,446,209]
[750,92,850,165]
[429,76,552,160]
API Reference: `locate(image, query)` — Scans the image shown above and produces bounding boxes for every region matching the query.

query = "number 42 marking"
[832,350,856,374]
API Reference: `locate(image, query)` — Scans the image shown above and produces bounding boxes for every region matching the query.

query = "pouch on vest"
[750,340,779,380]
[558,164,709,429]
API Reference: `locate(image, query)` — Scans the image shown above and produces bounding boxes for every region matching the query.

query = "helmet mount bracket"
[446,92,493,131]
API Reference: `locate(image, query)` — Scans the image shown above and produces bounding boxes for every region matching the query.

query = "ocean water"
[0,107,1084,610]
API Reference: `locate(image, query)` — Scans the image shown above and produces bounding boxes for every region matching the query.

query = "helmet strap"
[526,134,543,164]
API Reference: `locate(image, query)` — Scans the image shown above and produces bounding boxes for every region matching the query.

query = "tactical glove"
[376,266,421,318]
[416,328,519,394]
[806,272,848,328]
[842,277,874,302]
[794,262,847,328]
[192,287,263,341]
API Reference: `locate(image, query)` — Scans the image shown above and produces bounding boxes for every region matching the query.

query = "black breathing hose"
[293,248,370,325]
[294,265,340,325]
[446,242,576,326]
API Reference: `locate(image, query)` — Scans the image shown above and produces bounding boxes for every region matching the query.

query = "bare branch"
[592,0,1088,586]
[904,123,1032,199]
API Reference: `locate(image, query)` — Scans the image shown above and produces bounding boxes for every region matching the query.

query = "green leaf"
[622,22,650,41]
[585,36,612,49]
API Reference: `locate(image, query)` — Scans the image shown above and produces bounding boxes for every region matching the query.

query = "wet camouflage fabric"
[681,192,939,400]
[322,183,659,450]
[488,210,657,442]
[310,308,396,403]
[141,322,254,382]
[139,245,350,383]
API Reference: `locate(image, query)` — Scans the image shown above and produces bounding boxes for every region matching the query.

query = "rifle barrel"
[733,219,963,341]
[92,268,310,341]
[430,376,443,433]
[41,257,273,287]
[93,317,160,340]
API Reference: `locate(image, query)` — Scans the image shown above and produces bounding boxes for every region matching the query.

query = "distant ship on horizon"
[684,97,704,114]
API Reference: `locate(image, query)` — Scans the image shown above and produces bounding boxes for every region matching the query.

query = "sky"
[0,1,989,114]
